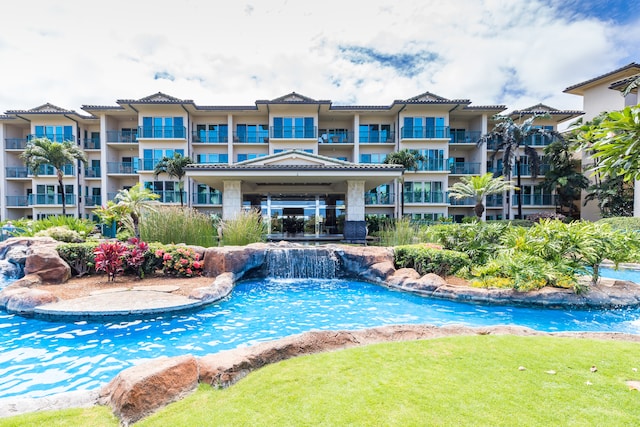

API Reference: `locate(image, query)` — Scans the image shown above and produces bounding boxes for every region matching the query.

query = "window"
[143,148,184,170]
[235,124,269,143]
[417,149,445,171]
[196,153,228,164]
[273,117,314,138]
[34,125,73,142]
[144,181,182,203]
[142,116,185,138]
[195,184,222,204]
[404,181,444,203]
[360,153,387,164]
[402,117,446,138]
[195,124,228,143]
[359,124,391,143]
[237,153,266,162]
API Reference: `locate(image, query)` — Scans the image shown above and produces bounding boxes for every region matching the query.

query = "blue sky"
[0,0,638,114]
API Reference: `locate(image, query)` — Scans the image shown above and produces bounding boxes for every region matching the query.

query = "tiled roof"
[6,102,74,114]
[117,92,194,104]
[609,74,640,90]
[187,163,404,171]
[564,62,640,93]
[462,105,507,111]
[261,92,329,104]
[195,105,258,111]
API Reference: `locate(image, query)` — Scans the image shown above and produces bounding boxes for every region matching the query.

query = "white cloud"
[0,0,635,113]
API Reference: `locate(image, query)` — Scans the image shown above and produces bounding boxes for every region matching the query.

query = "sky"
[0,0,638,114]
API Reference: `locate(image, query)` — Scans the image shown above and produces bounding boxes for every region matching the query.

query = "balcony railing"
[270,126,317,139]
[413,159,447,172]
[511,194,557,206]
[449,196,476,206]
[233,132,269,143]
[401,126,450,139]
[5,167,29,178]
[83,138,101,149]
[192,192,223,205]
[28,134,75,143]
[450,130,481,144]
[364,193,395,205]
[151,191,187,203]
[404,191,446,203]
[192,131,228,143]
[140,158,162,171]
[524,134,556,146]
[518,163,551,176]
[106,130,138,143]
[449,162,481,175]
[319,131,354,144]
[5,138,28,149]
[138,126,187,139]
[84,195,102,207]
[30,164,75,176]
[85,166,101,178]
[6,195,29,207]
[486,195,504,207]
[358,130,394,143]
[107,162,138,174]
[29,193,76,205]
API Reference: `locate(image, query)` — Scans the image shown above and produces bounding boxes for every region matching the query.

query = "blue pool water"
[1,276,640,400]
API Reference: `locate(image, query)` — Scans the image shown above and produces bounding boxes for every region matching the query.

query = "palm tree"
[383,149,426,217]
[153,153,194,207]
[114,184,160,238]
[20,137,87,216]
[447,173,517,219]
[622,75,640,97]
[479,113,563,218]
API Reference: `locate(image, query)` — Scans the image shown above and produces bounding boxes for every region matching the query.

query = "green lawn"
[3,335,640,426]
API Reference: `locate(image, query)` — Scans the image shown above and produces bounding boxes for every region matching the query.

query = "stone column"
[345,180,366,242]
[222,180,242,220]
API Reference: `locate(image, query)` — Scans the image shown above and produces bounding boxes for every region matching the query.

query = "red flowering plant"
[125,237,149,278]
[154,245,204,277]
[94,240,128,282]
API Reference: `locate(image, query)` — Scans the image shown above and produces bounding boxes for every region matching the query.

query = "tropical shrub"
[124,237,149,278]
[378,218,417,246]
[94,241,128,281]
[596,216,640,231]
[140,206,217,247]
[57,242,100,277]
[155,245,204,277]
[35,226,84,243]
[423,222,509,265]
[221,209,267,246]
[526,212,566,223]
[395,245,469,276]
[13,216,96,239]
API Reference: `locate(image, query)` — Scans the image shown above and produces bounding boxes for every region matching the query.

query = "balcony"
[364,193,395,205]
[30,164,75,176]
[233,131,269,144]
[83,138,101,150]
[518,163,551,177]
[449,162,481,175]
[107,162,138,174]
[319,130,354,144]
[524,134,556,147]
[413,159,447,172]
[401,126,450,139]
[138,126,187,139]
[140,158,161,171]
[6,195,29,207]
[5,138,28,150]
[85,166,101,178]
[450,130,481,144]
[270,126,317,139]
[192,192,223,205]
[6,166,29,178]
[28,134,75,143]
[106,130,138,143]
[486,195,504,207]
[84,195,102,207]
[152,191,187,204]
[404,191,446,204]
[29,193,76,205]
[449,196,476,206]
[192,131,228,143]
[359,130,394,144]
[511,194,557,206]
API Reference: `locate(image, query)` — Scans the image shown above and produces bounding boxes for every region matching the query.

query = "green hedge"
[394,245,469,277]
[57,241,100,277]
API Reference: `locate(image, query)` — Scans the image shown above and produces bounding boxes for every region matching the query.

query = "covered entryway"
[186,150,403,241]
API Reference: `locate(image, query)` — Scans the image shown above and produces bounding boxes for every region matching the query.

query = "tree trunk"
[516,158,522,219]
[58,170,66,216]
[474,202,485,219]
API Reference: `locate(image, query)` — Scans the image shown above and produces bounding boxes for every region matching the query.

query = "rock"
[99,355,199,425]
[4,288,58,314]
[24,245,71,283]
[4,245,28,266]
[360,261,396,283]
[189,273,233,301]
[335,245,395,279]
[8,274,42,288]
[203,243,268,279]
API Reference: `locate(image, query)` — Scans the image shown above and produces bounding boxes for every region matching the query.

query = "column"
[222,180,242,220]
[344,180,366,242]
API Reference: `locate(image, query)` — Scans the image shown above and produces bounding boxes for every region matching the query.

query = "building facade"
[0,91,582,235]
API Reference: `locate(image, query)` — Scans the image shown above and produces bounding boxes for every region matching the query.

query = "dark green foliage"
[56,242,99,277]
[423,222,509,265]
[395,245,469,276]
[596,216,640,231]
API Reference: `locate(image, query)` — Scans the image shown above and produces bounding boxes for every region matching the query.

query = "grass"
[4,335,639,426]
[377,218,417,246]
[140,206,217,247]
[221,209,267,246]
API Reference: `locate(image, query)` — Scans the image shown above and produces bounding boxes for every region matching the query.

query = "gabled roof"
[117,92,195,105]
[237,149,352,167]
[255,92,331,104]
[400,91,470,105]
[609,74,640,92]
[7,103,74,114]
[509,104,584,123]
[564,62,640,95]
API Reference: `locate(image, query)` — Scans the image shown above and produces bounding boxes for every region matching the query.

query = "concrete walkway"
[33,286,209,321]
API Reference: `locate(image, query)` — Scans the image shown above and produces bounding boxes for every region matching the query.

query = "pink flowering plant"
[154,246,204,277]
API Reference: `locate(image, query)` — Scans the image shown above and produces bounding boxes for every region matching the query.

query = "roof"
[5,103,96,119]
[116,92,195,105]
[564,62,640,94]
[609,74,640,92]
[508,104,583,123]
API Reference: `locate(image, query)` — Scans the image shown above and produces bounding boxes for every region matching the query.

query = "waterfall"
[265,247,338,279]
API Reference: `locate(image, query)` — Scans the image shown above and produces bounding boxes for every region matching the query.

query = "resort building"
[564,62,640,220]
[0,91,582,238]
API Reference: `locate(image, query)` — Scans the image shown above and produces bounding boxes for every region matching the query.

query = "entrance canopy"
[185,150,404,195]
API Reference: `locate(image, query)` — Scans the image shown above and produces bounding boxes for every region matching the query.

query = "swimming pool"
[1,277,639,400]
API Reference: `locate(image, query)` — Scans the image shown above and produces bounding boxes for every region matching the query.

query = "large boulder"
[189,272,234,301]
[24,244,70,283]
[203,243,268,279]
[334,245,395,279]
[2,287,58,315]
[99,355,199,425]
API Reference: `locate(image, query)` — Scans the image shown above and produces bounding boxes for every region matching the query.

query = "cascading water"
[265,247,338,279]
